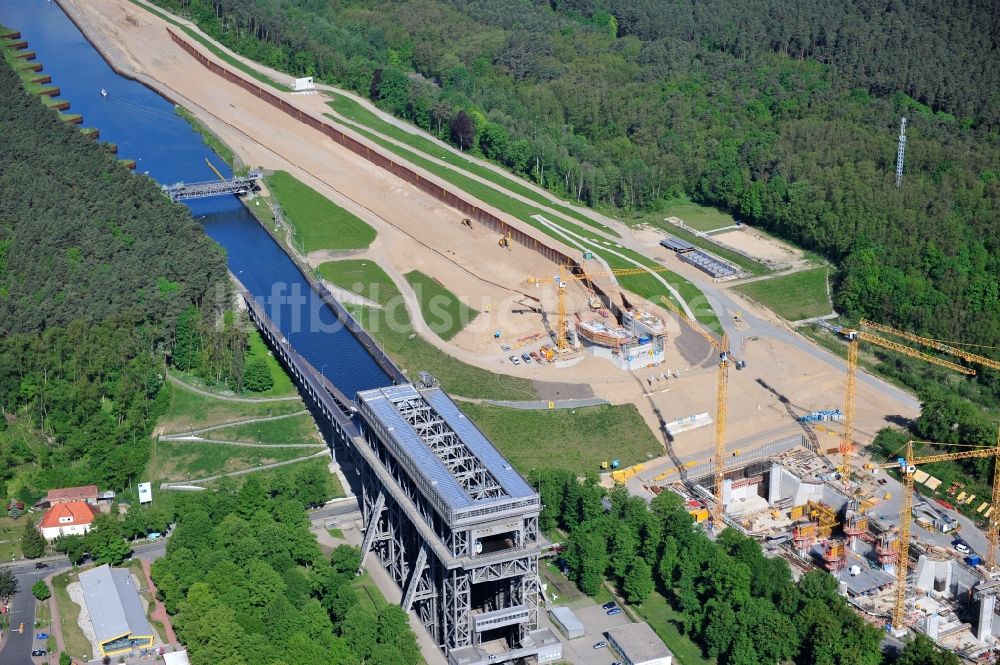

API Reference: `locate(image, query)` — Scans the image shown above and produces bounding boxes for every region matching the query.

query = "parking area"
[542,601,631,665]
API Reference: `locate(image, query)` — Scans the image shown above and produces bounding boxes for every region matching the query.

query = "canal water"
[0,0,391,397]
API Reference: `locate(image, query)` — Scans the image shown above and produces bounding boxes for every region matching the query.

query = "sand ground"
[712,227,809,267]
[66,0,918,470]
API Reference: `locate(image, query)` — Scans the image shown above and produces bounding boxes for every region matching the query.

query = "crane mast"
[527,263,679,352]
[660,296,732,531]
[882,440,1000,631]
[838,328,975,483]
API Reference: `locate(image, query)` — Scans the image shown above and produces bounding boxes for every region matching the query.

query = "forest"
[152,479,421,665]
[151,0,1000,379]
[0,58,232,498]
[532,469,960,665]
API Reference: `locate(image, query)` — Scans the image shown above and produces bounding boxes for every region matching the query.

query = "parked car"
[35,633,48,640]
[530,351,541,362]
[602,602,617,610]
[592,641,607,650]
[953,540,971,554]
[508,355,520,366]
[607,608,623,616]
[521,353,532,364]
[31,650,46,657]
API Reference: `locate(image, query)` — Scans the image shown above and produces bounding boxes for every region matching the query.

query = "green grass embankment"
[174,105,236,168]
[459,402,660,475]
[316,260,537,401]
[265,170,375,252]
[156,378,304,433]
[206,413,322,446]
[661,198,737,233]
[734,266,832,321]
[403,270,479,341]
[151,440,313,482]
[244,330,298,397]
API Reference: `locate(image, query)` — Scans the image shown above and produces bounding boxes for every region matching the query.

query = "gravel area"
[66,581,100,660]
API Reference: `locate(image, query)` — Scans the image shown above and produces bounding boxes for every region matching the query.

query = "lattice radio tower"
[895,117,907,188]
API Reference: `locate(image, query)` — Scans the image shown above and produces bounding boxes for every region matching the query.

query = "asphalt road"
[695,279,920,414]
[0,500,355,665]
[0,564,66,665]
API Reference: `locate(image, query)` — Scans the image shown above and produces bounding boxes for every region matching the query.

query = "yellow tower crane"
[879,437,1000,632]
[860,319,1000,372]
[833,326,975,484]
[659,296,741,531]
[526,264,679,352]
[857,319,1000,568]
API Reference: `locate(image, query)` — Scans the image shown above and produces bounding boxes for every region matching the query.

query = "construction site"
[52,0,999,661]
[618,311,1000,663]
[637,440,1000,662]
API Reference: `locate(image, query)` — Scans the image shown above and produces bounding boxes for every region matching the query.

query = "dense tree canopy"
[533,469,960,664]
[0,59,231,495]
[156,0,999,393]
[152,483,420,665]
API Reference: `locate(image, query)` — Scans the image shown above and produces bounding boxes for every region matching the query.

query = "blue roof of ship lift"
[356,384,536,515]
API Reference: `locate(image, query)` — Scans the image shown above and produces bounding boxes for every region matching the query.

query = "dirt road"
[62,0,919,467]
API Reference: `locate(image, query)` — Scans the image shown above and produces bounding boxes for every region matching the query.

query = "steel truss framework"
[161,170,262,201]
[356,399,546,663]
[393,395,507,501]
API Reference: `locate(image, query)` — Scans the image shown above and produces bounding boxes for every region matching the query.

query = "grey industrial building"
[354,382,562,665]
[78,564,155,658]
[548,606,585,639]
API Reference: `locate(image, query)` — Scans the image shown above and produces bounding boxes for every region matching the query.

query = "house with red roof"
[46,485,99,505]
[39,500,98,541]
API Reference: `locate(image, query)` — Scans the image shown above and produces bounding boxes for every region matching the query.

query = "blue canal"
[0,0,391,397]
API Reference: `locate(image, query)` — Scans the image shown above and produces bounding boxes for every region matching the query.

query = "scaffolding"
[808,500,839,539]
[822,541,847,572]
[876,533,900,573]
[842,498,870,547]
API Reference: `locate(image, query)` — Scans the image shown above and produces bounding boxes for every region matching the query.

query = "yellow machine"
[526,264,677,352]
[879,436,1000,632]
[834,325,975,484]
[860,319,1000,371]
[659,296,743,532]
[837,318,1000,485]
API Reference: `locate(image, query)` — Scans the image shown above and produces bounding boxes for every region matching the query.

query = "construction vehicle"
[879,435,1000,632]
[526,263,678,352]
[659,295,745,531]
[499,232,511,250]
[826,322,976,484]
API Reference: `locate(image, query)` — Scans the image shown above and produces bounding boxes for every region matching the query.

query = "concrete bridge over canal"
[238,283,562,665]
[161,170,262,201]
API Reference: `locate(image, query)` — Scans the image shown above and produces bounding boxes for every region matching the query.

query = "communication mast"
[895,117,907,188]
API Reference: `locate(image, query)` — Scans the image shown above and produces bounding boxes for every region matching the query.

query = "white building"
[606,623,673,665]
[39,500,98,540]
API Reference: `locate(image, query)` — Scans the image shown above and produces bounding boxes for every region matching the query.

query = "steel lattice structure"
[161,170,262,201]
[243,288,561,664]
[355,384,560,665]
